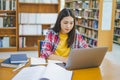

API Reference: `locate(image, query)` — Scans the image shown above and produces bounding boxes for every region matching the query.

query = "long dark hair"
[52,8,76,47]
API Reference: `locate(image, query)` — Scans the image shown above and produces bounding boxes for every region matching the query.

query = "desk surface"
[0,57,120,80]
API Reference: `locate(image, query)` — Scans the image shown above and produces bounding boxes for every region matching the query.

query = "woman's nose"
[66,24,71,28]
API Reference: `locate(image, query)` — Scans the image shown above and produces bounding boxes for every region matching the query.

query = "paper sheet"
[42,63,73,80]
[31,57,47,65]
[12,66,46,80]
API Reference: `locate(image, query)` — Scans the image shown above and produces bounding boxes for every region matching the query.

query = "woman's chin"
[61,30,70,34]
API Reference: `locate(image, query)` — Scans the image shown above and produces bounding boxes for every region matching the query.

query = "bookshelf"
[114,0,120,45]
[65,0,115,51]
[18,0,60,51]
[0,0,18,52]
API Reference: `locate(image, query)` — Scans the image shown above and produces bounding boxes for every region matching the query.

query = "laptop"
[56,47,108,70]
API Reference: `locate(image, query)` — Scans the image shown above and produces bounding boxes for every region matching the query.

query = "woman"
[41,8,88,62]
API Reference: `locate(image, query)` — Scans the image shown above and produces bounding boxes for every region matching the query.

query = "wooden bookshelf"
[114,0,120,45]
[18,0,60,51]
[19,3,59,13]
[0,0,18,52]
[65,0,116,51]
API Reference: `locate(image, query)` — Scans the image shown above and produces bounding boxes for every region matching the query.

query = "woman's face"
[60,16,74,34]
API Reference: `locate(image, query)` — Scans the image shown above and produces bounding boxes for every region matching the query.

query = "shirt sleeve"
[77,33,88,48]
[40,31,54,58]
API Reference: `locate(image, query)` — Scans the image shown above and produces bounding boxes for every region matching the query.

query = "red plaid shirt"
[41,29,88,58]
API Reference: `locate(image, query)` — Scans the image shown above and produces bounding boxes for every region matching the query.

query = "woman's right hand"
[48,54,68,63]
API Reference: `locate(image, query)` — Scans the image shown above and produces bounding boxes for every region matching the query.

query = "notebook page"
[12,66,46,80]
[42,63,73,80]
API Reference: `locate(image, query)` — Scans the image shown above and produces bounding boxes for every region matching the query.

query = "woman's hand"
[48,54,68,63]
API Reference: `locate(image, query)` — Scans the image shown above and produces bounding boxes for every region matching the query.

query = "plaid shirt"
[41,29,88,58]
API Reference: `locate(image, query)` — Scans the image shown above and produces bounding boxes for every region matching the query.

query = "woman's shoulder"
[47,29,58,35]
[75,29,82,37]
[45,29,59,43]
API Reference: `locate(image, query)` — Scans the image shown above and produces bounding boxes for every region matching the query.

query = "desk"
[0,57,120,80]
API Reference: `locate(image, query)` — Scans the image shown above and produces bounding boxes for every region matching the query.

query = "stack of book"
[0,54,28,68]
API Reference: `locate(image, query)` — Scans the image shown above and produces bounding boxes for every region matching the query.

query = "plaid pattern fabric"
[40,29,88,58]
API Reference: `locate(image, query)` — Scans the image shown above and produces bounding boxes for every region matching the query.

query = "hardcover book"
[10,54,28,63]
[0,58,21,68]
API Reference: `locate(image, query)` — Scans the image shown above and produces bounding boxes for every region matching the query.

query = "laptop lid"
[65,47,108,70]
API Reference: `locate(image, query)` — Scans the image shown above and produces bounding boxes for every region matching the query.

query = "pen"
[13,63,26,72]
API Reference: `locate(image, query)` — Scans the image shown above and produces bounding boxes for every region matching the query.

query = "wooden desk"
[72,58,120,80]
[0,59,31,80]
[0,57,120,80]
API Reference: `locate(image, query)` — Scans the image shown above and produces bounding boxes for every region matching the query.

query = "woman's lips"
[65,29,69,31]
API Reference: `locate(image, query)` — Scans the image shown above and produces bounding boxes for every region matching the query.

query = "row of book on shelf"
[116,2,120,19]
[0,16,15,28]
[19,0,58,3]
[66,0,99,9]
[19,24,52,35]
[73,9,99,19]
[115,11,120,19]
[19,13,58,24]
[114,28,120,35]
[76,19,98,29]
[19,37,26,48]
[0,0,16,10]
[78,27,98,39]
[115,0,120,44]
[19,36,41,48]
[0,37,10,48]
[115,20,120,27]
[82,36,97,47]
[114,36,120,43]
[117,3,120,9]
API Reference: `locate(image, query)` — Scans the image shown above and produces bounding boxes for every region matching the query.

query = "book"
[0,17,3,28]
[12,63,73,80]
[2,37,10,48]
[0,58,21,68]
[0,37,3,47]
[10,54,28,63]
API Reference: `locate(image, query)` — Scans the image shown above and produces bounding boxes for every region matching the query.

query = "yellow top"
[55,32,70,57]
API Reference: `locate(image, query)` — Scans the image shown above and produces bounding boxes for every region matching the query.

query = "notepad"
[10,54,28,63]
[12,63,73,80]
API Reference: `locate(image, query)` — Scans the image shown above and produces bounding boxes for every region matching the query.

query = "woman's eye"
[64,22,68,24]
[70,22,73,25]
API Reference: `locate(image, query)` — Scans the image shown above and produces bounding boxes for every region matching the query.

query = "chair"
[38,35,45,57]
[38,40,44,57]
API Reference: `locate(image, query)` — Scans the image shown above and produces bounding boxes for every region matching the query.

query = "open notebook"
[12,63,72,80]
